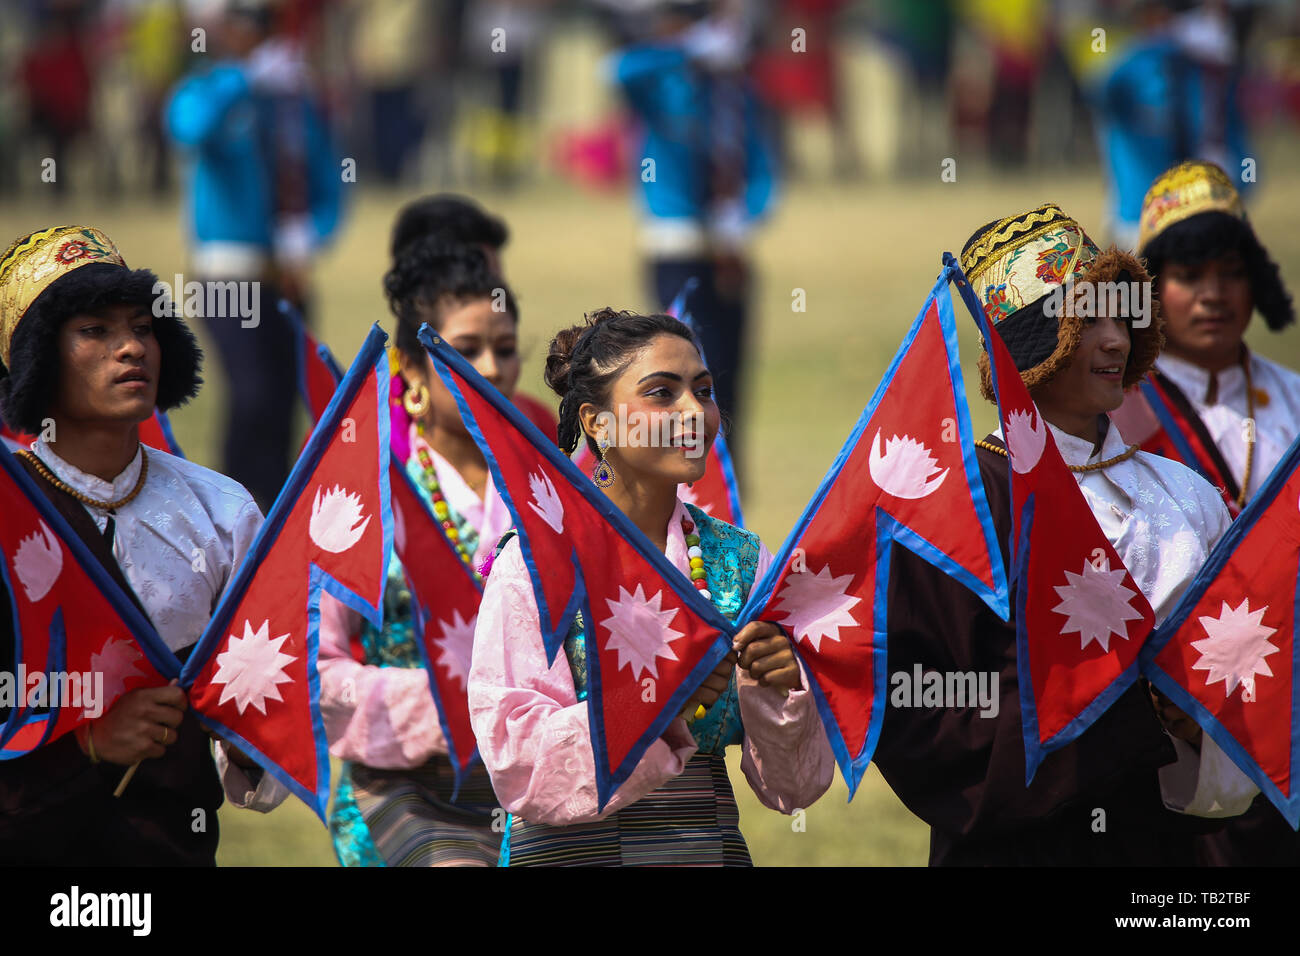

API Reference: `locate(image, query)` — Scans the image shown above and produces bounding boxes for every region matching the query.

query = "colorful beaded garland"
[682,515,710,601]
[416,445,482,584]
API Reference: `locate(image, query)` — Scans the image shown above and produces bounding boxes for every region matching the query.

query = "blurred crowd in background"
[3,0,1299,203]
[5,0,1300,505]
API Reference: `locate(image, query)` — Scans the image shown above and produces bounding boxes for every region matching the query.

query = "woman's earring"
[592,434,617,487]
[403,382,430,418]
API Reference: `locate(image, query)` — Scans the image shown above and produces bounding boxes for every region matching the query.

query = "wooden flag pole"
[113,761,140,798]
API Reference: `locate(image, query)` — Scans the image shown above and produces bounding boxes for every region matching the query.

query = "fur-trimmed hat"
[959,203,1164,403]
[1138,160,1293,332]
[0,226,202,435]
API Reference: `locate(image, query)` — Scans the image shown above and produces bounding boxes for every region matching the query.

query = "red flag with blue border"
[948,253,1157,782]
[180,324,393,818]
[1,450,175,755]
[738,263,1009,795]
[1140,434,1300,826]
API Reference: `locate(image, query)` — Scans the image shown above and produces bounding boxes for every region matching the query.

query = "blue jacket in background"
[1095,37,1251,236]
[166,61,342,252]
[613,43,777,229]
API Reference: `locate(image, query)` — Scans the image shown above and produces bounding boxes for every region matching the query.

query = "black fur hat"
[0,240,202,435]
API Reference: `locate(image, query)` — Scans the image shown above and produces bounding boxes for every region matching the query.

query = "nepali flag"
[181,324,393,818]
[423,325,738,809]
[2,410,183,459]
[390,464,485,791]
[286,301,345,425]
[738,263,1009,795]
[1140,434,1300,826]
[947,253,1156,782]
[572,281,744,526]
[0,451,175,755]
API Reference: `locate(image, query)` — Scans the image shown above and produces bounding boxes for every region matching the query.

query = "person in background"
[1115,159,1297,865]
[387,193,557,448]
[609,0,777,463]
[166,0,342,510]
[1092,0,1253,247]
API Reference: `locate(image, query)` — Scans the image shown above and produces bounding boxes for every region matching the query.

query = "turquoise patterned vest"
[557,503,760,753]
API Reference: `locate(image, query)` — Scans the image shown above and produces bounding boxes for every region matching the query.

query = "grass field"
[6,137,1299,865]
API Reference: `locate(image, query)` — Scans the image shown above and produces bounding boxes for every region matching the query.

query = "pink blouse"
[468,498,835,826]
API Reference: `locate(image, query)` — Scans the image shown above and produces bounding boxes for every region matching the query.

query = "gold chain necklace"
[18,447,149,511]
[975,438,1139,473]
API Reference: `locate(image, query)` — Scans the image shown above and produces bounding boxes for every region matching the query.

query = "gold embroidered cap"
[0,226,128,367]
[959,203,1163,400]
[1138,160,1245,254]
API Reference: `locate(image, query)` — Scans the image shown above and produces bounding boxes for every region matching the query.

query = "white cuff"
[1158,732,1259,818]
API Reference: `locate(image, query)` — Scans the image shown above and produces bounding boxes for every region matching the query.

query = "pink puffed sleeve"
[316,591,449,767]
[736,544,836,813]
[468,536,698,826]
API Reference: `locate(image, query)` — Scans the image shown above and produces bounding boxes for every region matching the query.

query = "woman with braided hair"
[318,238,527,866]
[468,307,833,866]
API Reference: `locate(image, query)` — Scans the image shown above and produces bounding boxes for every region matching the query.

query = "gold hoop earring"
[403,382,430,418]
[592,434,617,487]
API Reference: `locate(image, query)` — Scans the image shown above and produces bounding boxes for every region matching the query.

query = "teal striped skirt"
[331,756,502,867]
[501,752,752,867]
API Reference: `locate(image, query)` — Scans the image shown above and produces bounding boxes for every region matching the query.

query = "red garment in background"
[20,32,92,134]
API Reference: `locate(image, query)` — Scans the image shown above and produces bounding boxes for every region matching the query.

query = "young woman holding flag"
[469,307,833,866]
[0,225,283,865]
[319,239,524,866]
[872,204,1259,865]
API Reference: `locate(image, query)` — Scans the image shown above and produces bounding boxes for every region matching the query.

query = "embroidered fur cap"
[959,203,1164,402]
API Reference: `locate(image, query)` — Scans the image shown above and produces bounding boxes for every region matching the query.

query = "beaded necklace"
[18,447,149,510]
[415,444,483,584]
[975,438,1139,473]
[682,514,710,600]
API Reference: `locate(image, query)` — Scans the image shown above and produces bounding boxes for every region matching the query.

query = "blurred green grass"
[6,142,1299,864]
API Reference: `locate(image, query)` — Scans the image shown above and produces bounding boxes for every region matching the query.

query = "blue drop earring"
[592,434,617,488]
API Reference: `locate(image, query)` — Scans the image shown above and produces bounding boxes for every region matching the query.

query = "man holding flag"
[873,206,1257,864]
[0,226,283,865]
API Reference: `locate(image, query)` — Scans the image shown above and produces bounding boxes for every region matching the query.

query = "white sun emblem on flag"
[12,520,62,603]
[526,470,565,533]
[772,564,861,652]
[1052,558,1144,652]
[1192,598,1280,701]
[433,609,477,691]
[309,484,371,553]
[211,619,297,715]
[599,584,684,680]
[87,637,145,717]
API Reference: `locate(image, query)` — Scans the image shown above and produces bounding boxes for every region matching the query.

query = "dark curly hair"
[383,238,519,364]
[1142,211,1294,331]
[0,263,202,435]
[545,307,701,456]
[389,194,509,259]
